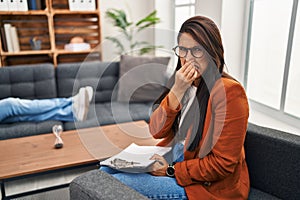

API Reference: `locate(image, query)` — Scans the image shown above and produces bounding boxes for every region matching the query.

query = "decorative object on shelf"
[64,36,91,51]
[30,36,42,50]
[105,9,162,56]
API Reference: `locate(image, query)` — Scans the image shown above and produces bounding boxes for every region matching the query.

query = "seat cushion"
[248,187,281,200]
[245,123,300,200]
[70,169,149,200]
[0,120,63,140]
[63,102,153,131]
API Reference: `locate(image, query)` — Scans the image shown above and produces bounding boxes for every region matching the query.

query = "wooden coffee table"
[0,120,159,199]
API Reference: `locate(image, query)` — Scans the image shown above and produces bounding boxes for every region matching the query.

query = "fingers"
[150,154,168,170]
[179,61,198,81]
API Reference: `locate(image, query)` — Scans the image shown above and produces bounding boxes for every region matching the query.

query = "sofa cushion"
[117,55,169,103]
[248,187,281,200]
[70,169,149,200]
[245,123,300,200]
[56,61,119,103]
[0,63,57,100]
[0,120,63,140]
[63,102,152,131]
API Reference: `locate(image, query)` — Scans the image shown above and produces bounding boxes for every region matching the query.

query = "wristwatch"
[166,163,175,177]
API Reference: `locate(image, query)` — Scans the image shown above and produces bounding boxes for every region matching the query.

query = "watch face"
[167,166,175,177]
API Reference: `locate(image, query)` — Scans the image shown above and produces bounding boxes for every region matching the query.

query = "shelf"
[0,0,102,67]
[1,50,52,56]
[0,10,48,15]
[56,49,99,54]
[52,9,99,15]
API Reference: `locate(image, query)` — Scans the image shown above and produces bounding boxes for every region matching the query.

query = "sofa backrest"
[245,123,300,200]
[56,61,119,103]
[0,63,57,100]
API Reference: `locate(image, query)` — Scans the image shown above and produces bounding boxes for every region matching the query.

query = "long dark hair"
[153,16,225,151]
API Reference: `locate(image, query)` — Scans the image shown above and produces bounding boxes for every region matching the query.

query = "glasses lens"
[174,46,187,58]
[191,47,204,58]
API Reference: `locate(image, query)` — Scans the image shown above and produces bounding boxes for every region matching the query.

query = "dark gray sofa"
[0,61,153,140]
[69,123,300,200]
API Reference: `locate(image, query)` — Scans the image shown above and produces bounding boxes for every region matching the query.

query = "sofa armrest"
[69,169,149,200]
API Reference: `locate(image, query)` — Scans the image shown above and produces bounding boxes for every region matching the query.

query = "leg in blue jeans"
[0,97,75,123]
[100,166,187,200]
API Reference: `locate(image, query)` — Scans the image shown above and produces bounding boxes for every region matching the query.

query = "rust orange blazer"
[149,77,250,200]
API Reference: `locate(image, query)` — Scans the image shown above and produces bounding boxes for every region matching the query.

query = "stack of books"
[0,0,46,11]
[1,24,20,52]
[0,0,28,11]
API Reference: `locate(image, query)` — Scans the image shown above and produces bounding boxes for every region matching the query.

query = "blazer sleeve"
[149,94,182,146]
[175,80,249,186]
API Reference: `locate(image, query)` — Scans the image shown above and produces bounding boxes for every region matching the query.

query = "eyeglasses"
[172,46,205,58]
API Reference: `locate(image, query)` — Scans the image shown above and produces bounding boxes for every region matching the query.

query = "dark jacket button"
[203,181,211,186]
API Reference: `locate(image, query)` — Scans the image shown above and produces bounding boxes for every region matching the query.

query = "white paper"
[100,143,171,171]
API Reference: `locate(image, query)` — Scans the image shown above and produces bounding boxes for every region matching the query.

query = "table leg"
[1,180,6,200]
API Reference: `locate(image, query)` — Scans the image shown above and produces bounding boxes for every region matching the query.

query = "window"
[174,0,195,32]
[245,0,300,127]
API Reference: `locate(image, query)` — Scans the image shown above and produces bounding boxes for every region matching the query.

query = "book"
[17,0,28,11]
[10,26,20,52]
[8,0,18,11]
[0,0,8,11]
[100,143,172,173]
[85,0,95,11]
[1,27,8,51]
[68,0,77,11]
[4,24,13,52]
[35,0,41,10]
[28,0,36,10]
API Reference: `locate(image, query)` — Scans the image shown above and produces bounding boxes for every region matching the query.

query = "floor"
[1,165,97,200]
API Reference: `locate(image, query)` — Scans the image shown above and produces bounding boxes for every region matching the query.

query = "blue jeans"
[0,97,75,123]
[100,166,187,200]
[99,143,187,200]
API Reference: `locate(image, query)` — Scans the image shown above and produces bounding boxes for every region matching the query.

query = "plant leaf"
[106,9,133,30]
[136,10,160,32]
[106,36,125,53]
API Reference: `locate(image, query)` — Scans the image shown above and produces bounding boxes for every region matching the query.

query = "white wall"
[195,0,248,82]
[221,0,248,82]
[195,0,222,28]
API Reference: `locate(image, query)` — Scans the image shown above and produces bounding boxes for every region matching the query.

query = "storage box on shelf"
[0,0,101,67]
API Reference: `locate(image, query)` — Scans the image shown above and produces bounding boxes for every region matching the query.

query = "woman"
[101,16,250,200]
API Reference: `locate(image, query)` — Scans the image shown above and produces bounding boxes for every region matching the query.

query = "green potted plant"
[105,9,162,55]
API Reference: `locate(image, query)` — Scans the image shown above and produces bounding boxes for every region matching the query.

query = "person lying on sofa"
[0,86,93,123]
[100,16,250,200]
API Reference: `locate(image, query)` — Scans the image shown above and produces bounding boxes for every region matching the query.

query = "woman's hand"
[149,154,168,176]
[167,60,198,109]
[173,60,198,94]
